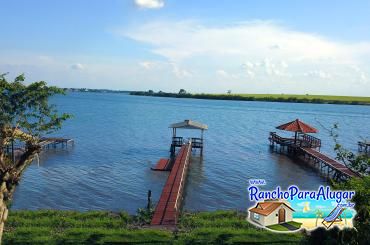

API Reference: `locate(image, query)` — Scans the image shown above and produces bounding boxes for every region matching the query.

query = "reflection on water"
[11,93,370,213]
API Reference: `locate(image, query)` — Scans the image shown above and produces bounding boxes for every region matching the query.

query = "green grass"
[130,91,370,105]
[4,210,307,244]
[288,221,303,229]
[267,221,303,232]
[3,210,172,244]
[195,93,370,104]
[225,94,370,102]
[267,224,291,231]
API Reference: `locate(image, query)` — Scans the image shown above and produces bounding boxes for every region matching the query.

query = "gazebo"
[274,119,321,149]
[276,119,318,143]
[169,120,208,156]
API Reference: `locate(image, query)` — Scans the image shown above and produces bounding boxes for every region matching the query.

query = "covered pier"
[151,120,207,227]
[269,119,360,181]
[170,119,207,156]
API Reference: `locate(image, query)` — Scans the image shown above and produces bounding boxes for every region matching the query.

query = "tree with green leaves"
[329,123,369,175]
[178,89,187,95]
[0,73,71,240]
[312,123,370,244]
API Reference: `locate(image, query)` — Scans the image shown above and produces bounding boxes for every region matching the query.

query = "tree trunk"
[0,181,9,243]
[0,143,40,243]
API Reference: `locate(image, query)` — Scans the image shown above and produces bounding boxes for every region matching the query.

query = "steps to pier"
[151,158,170,171]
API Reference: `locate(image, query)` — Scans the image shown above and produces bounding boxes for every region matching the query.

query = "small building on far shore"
[249,199,294,227]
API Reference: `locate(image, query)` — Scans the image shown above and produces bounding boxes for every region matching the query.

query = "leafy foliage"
[329,123,370,175]
[0,73,71,202]
[0,73,71,138]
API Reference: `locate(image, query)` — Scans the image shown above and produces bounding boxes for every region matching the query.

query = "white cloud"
[2,19,370,95]
[216,69,228,77]
[360,73,367,81]
[171,63,192,78]
[241,59,290,77]
[269,44,280,50]
[216,69,239,79]
[70,63,85,70]
[123,20,370,62]
[304,70,332,79]
[134,0,164,9]
[139,61,156,69]
[120,20,370,94]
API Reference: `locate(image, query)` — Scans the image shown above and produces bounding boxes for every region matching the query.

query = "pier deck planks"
[151,143,191,226]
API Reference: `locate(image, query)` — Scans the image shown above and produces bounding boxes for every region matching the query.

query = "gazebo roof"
[169,120,208,130]
[276,119,318,133]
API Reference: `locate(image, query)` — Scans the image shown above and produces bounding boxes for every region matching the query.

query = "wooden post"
[200,129,204,156]
[147,190,152,211]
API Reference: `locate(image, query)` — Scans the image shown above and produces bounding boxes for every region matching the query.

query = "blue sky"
[1,0,370,95]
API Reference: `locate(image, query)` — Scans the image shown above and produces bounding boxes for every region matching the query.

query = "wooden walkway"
[300,147,360,179]
[151,143,192,226]
[269,132,360,181]
[6,137,74,163]
[39,137,74,149]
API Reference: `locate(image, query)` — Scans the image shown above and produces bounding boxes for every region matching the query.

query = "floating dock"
[269,132,360,181]
[151,158,170,171]
[151,142,192,226]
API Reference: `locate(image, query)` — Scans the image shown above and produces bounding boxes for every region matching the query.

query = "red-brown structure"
[151,143,192,226]
[270,119,360,181]
[151,120,207,227]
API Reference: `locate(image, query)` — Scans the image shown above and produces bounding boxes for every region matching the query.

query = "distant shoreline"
[64,88,370,105]
[129,91,370,105]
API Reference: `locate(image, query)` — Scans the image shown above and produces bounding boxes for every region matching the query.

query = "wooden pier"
[151,120,207,227]
[5,136,74,164]
[39,137,74,149]
[151,142,192,226]
[269,132,360,181]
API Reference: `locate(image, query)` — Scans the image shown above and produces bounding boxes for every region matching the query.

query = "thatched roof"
[169,120,208,130]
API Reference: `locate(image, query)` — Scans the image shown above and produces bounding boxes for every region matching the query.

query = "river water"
[11,93,370,214]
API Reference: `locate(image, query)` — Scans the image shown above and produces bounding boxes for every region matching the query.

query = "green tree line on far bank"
[130,90,370,105]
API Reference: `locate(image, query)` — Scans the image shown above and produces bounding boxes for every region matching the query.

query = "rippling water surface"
[11,93,370,213]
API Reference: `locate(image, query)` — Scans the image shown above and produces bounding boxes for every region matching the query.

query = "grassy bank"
[4,210,306,244]
[130,91,370,105]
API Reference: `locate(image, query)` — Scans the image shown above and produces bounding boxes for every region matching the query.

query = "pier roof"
[169,120,208,130]
[276,119,318,133]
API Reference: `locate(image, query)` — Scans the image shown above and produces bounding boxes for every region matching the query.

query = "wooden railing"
[190,137,203,148]
[269,132,295,145]
[171,137,183,147]
[270,132,321,149]
[174,142,191,213]
[298,133,321,148]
